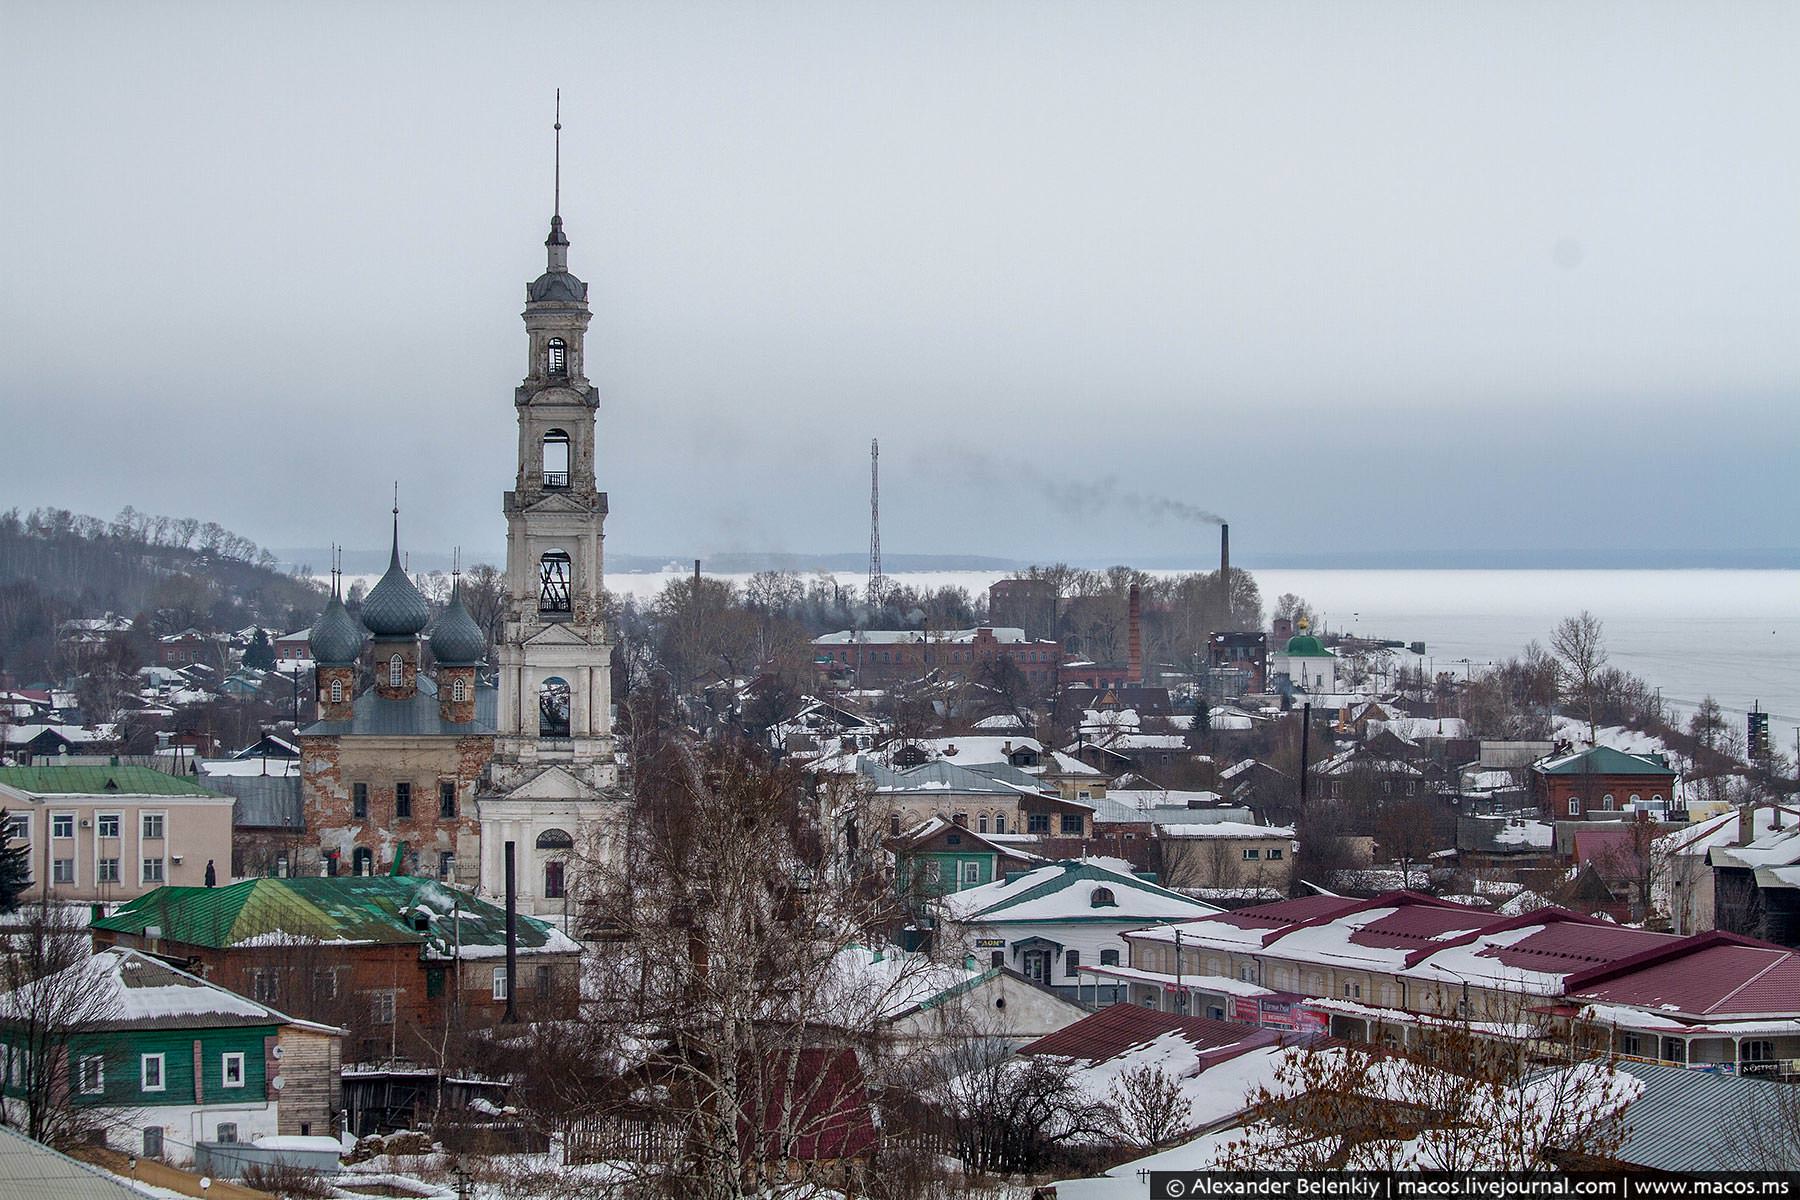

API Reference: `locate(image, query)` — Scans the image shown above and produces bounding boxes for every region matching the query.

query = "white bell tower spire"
[478,95,623,914]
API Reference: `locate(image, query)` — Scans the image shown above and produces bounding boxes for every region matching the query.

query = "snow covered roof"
[0,948,335,1033]
[1018,1004,1293,1136]
[1368,717,1471,741]
[862,757,1058,799]
[1153,820,1295,840]
[1127,892,1680,996]
[813,626,1040,646]
[937,858,1220,925]
[1664,804,1800,870]
[1535,744,1676,778]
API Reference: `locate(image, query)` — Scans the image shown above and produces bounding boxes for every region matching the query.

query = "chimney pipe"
[1128,583,1143,685]
[693,559,701,587]
[503,840,518,1023]
[1220,523,1230,580]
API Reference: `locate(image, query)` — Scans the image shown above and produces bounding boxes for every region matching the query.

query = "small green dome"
[1285,633,1330,656]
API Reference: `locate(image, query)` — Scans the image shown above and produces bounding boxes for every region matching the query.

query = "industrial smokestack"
[693,558,701,587]
[1220,523,1230,580]
[1128,583,1143,685]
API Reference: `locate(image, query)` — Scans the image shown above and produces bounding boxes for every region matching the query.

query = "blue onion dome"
[360,522,432,637]
[429,581,487,666]
[309,591,365,666]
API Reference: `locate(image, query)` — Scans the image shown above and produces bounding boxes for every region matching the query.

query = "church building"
[475,168,626,916]
[296,536,496,880]
[291,121,624,913]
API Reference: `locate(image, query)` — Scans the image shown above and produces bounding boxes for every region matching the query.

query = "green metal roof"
[1535,745,1676,777]
[1283,633,1332,657]
[92,875,574,960]
[976,860,1187,918]
[0,765,223,798]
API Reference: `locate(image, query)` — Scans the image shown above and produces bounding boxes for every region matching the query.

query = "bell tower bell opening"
[542,429,570,489]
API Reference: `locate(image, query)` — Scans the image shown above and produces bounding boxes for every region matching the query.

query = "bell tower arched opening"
[538,677,571,737]
[538,550,572,615]
[542,429,570,489]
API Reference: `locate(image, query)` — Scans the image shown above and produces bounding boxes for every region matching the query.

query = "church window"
[544,860,565,899]
[439,780,457,819]
[539,551,573,614]
[452,676,467,702]
[542,429,570,489]
[535,828,575,850]
[395,781,412,818]
[538,677,571,737]
[389,654,404,687]
[330,679,343,704]
[547,337,567,376]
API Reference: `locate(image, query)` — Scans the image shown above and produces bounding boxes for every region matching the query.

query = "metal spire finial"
[554,89,562,219]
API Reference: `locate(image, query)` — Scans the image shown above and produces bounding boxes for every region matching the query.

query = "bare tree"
[1551,611,1608,744]
[1709,1075,1800,1169]
[934,1037,1112,1176]
[1218,1007,1630,1171]
[1107,1061,1197,1151]
[0,905,127,1146]
[565,716,934,1197]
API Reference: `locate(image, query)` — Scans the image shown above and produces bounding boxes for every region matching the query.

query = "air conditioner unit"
[170,853,184,865]
[79,819,91,829]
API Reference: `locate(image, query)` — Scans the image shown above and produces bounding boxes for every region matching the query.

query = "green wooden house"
[0,948,344,1165]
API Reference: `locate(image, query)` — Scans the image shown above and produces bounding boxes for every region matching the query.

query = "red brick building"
[91,876,580,1062]
[812,626,1062,688]
[1531,745,1680,820]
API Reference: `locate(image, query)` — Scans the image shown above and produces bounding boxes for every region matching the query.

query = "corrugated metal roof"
[216,775,303,828]
[1022,1002,1268,1064]
[0,1123,142,1198]
[0,764,222,797]
[1536,745,1676,777]
[93,875,573,958]
[1612,1060,1786,1173]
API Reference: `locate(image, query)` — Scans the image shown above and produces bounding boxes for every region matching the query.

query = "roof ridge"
[1695,943,1794,1016]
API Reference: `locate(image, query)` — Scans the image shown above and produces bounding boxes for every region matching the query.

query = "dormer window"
[389,654,404,687]
[547,337,567,376]
[1090,887,1117,908]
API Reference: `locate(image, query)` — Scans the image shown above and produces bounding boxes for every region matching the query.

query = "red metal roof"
[1566,934,1800,1017]
[1346,905,1494,951]
[1206,894,1365,933]
[1488,920,1673,973]
[1020,1001,1273,1064]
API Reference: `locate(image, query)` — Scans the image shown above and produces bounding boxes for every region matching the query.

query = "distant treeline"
[0,507,325,681]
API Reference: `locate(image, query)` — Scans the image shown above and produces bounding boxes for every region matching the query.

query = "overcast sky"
[3,2,1797,568]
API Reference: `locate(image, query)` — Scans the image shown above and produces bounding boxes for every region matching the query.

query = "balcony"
[542,472,569,490]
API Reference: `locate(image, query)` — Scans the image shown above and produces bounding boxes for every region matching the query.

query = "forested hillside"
[0,507,324,679]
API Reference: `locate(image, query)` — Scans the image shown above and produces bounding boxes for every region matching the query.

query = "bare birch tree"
[0,904,127,1146]
[1551,611,1608,744]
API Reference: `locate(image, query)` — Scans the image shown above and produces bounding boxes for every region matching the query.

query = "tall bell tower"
[479,98,623,914]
